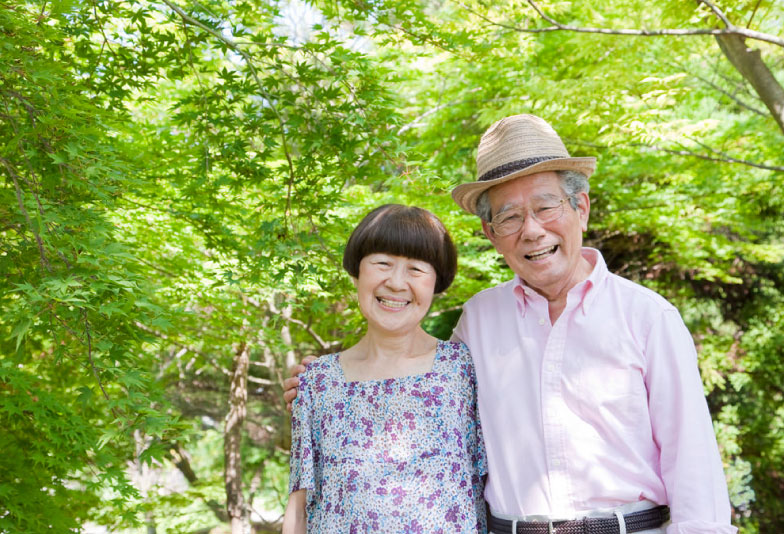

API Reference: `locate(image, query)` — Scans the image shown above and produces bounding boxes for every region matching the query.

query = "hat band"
[478,156,560,182]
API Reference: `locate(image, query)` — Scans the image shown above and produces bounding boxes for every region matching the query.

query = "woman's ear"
[350,277,358,288]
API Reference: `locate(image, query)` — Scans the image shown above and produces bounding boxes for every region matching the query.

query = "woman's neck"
[362,326,436,357]
[340,328,438,381]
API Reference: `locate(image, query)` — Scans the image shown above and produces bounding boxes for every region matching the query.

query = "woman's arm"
[282,489,307,534]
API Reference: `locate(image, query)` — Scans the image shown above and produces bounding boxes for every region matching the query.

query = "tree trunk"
[716,33,784,135]
[133,430,157,534]
[224,343,250,534]
[169,444,229,522]
[280,303,297,370]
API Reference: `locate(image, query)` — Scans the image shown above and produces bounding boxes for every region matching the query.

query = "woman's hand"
[283,356,317,412]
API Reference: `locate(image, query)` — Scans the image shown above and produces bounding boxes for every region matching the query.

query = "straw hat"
[452,114,596,215]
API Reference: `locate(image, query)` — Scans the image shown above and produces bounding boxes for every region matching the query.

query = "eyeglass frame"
[488,196,574,237]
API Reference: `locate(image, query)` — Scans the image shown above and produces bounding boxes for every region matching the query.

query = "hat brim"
[452,157,596,216]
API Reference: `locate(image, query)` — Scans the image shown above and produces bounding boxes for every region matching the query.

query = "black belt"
[488,505,670,534]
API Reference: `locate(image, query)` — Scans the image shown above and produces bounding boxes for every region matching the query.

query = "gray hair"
[475,170,590,222]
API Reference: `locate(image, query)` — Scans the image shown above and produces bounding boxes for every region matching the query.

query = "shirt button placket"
[541,315,573,516]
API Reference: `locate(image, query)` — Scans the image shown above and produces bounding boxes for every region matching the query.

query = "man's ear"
[575,191,590,232]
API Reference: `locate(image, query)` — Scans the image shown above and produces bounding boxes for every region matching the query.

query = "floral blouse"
[289,340,487,533]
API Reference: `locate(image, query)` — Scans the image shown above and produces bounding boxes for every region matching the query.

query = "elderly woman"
[282,204,486,533]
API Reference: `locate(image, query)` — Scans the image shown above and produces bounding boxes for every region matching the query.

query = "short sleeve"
[289,374,315,493]
[472,404,487,478]
[467,355,487,478]
[460,343,488,531]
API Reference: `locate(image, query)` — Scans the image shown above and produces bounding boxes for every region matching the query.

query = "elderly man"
[285,114,735,533]
[448,114,734,534]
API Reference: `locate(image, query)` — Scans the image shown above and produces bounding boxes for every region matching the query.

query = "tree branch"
[397,89,483,135]
[36,0,48,24]
[641,143,784,172]
[746,0,763,29]
[248,296,341,351]
[136,321,275,384]
[275,310,331,351]
[569,138,784,172]
[89,0,120,63]
[134,321,210,358]
[234,40,299,50]
[134,256,179,278]
[679,65,767,116]
[1,156,52,272]
[716,33,784,133]
[168,444,229,523]
[83,308,122,419]
[299,48,400,167]
[698,0,732,28]
[159,0,298,229]
[461,0,784,48]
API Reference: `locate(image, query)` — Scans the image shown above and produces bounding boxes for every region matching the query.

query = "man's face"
[481,171,590,300]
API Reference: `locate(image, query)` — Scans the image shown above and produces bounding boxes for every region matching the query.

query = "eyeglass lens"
[491,198,567,236]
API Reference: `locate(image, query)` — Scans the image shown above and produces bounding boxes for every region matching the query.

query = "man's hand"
[284,355,317,412]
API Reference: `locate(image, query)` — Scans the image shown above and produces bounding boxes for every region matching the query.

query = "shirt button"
[546,363,555,372]
[552,459,561,467]
[538,318,546,325]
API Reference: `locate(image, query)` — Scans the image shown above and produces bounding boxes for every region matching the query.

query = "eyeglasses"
[489,197,570,237]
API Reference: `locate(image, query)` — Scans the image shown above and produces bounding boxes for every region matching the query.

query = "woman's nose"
[385,265,408,289]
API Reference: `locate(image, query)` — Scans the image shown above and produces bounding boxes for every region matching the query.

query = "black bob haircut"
[342,204,458,294]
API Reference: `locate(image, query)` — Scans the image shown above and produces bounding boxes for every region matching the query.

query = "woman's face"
[355,253,437,336]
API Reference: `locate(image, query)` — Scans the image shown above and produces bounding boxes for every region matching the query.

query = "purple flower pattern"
[289,341,486,533]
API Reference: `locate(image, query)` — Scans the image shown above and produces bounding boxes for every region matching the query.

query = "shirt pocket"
[576,365,643,431]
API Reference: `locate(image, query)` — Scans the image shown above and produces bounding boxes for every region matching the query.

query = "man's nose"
[519,211,546,240]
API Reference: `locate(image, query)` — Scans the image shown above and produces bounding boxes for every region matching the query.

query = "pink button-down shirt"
[453,248,735,533]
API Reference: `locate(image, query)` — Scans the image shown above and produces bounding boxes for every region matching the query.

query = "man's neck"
[522,253,595,323]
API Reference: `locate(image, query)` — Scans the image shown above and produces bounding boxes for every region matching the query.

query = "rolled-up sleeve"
[645,309,737,534]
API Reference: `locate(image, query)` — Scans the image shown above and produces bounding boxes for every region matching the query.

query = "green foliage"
[0,362,94,533]
[1,3,181,530]
[1,0,783,531]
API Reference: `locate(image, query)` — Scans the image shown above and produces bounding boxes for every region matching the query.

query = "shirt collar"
[512,247,607,316]
[576,247,606,315]
[512,277,534,317]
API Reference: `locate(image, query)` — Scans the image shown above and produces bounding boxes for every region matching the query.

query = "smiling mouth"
[525,245,558,261]
[377,297,409,308]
